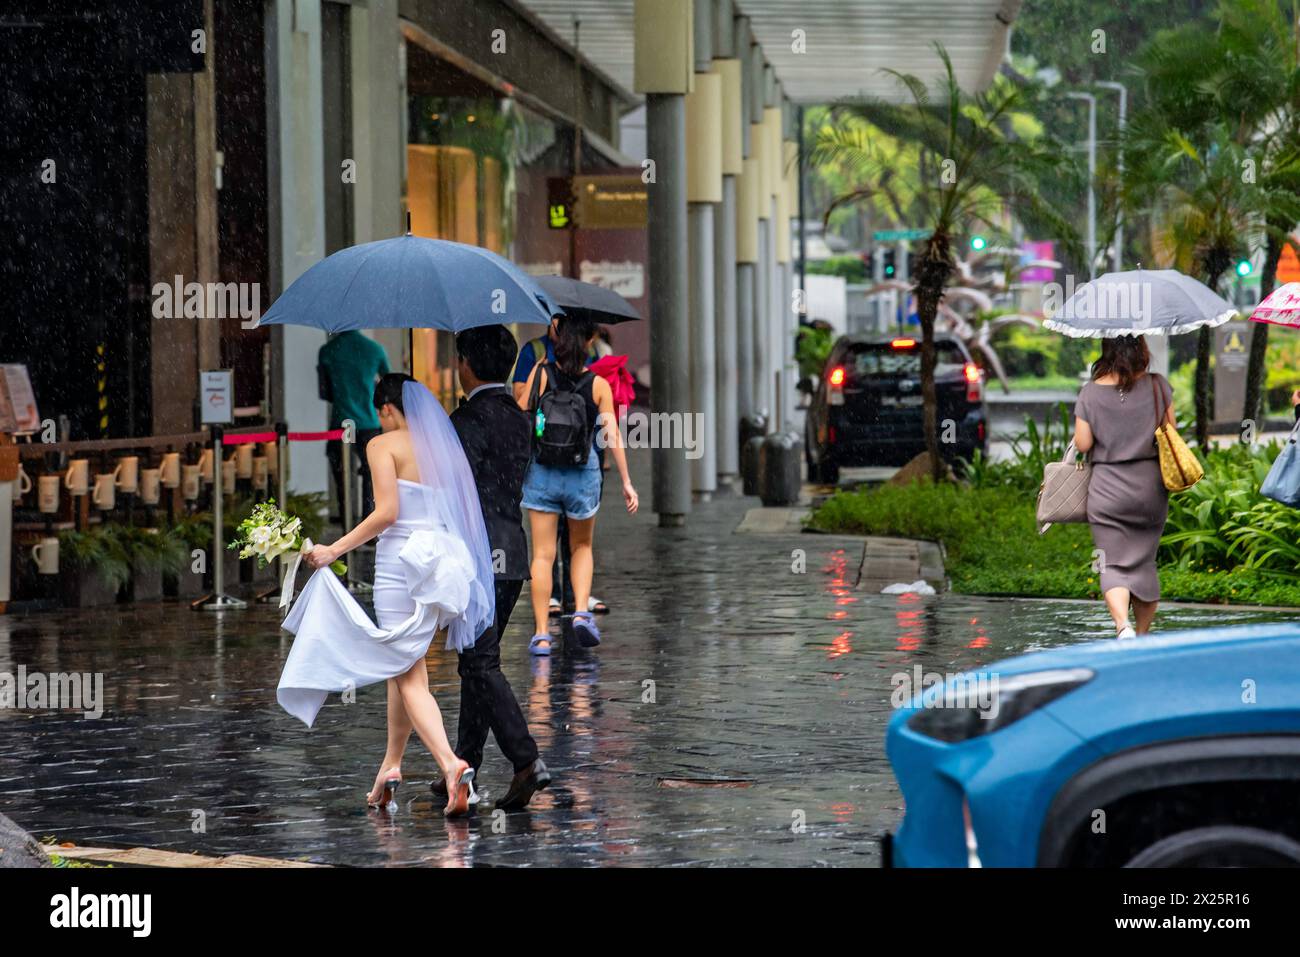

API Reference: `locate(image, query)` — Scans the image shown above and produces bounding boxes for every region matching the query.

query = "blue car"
[884,623,1300,867]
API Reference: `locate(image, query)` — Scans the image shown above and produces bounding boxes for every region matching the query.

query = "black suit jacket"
[450,385,531,581]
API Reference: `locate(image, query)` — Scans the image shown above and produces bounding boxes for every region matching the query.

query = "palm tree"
[1207,0,1300,425]
[811,45,1079,480]
[1134,0,1300,435]
[1132,127,1255,450]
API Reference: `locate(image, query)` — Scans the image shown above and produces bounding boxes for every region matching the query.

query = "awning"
[515,0,1022,104]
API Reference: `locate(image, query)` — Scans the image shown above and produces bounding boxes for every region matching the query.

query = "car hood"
[971,621,1300,678]
[968,622,1300,753]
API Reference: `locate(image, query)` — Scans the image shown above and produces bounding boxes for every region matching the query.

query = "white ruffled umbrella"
[1042,268,1236,338]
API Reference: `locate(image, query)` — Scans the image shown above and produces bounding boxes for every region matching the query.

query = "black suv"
[805,334,987,484]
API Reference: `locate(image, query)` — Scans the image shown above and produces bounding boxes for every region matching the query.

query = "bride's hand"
[305,543,340,569]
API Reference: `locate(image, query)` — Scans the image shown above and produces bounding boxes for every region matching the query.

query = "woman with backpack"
[518,314,639,654]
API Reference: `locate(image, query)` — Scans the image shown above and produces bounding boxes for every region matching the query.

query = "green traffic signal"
[1235,259,1252,277]
[970,235,987,251]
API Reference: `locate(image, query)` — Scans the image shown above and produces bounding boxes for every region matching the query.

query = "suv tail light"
[964,362,983,403]
[828,366,846,405]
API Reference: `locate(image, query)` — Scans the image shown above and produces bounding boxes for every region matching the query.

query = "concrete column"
[756,215,771,422]
[267,0,329,493]
[194,0,220,376]
[146,74,201,434]
[349,0,406,371]
[735,16,754,157]
[714,175,739,484]
[736,261,756,419]
[686,2,719,500]
[635,0,695,524]
[688,205,716,498]
[647,95,691,525]
[736,155,760,422]
[712,35,742,487]
[779,135,799,432]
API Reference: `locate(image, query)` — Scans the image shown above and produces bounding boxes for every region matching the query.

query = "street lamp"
[1096,81,1128,272]
[1066,91,1097,280]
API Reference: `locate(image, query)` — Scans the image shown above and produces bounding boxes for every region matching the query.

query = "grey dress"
[1073,373,1173,601]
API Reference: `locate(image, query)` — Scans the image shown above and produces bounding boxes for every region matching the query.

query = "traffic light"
[1235,258,1252,277]
[883,249,897,278]
[970,235,987,251]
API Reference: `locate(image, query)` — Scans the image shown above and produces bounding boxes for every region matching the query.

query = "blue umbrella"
[257,234,558,333]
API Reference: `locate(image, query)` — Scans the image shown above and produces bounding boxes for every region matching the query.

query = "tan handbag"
[1036,441,1091,533]
[1151,375,1203,492]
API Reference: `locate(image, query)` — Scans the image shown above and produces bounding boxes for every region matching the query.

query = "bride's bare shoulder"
[365,430,404,456]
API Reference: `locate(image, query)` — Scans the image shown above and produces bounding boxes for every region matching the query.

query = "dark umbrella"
[534,275,642,325]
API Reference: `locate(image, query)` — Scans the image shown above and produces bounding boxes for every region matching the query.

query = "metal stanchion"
[341,423,354,592]
[256,422,289,604]
[193,425,246,610]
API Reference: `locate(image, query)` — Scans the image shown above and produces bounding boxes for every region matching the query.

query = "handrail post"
[193,425,246,610]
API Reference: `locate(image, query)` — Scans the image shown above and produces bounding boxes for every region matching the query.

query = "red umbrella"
[1249,282,1300,328]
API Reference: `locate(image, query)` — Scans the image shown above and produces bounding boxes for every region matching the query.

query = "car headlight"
[906,668,1094,743]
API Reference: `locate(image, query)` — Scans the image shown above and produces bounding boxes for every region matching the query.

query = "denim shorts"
[521,449,602,520]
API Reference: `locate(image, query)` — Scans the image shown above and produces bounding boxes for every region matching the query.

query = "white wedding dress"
[276,381,496,728]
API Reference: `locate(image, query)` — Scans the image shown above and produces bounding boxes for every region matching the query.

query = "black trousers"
[326,429,381,522]
[455,578,538,773]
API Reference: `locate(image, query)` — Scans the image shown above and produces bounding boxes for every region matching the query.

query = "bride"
[276,373,494,818]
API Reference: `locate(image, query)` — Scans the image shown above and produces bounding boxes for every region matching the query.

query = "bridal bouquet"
[229,500,346,575]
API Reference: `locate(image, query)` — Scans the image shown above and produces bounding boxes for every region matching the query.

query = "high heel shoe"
[366,776,401,809]
[444,762,478,818]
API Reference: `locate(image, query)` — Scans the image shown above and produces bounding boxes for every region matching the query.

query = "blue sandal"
[528,635,552,657]
[572,612,601,648]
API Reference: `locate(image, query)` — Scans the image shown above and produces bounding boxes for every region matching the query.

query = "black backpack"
[529,363,595,467]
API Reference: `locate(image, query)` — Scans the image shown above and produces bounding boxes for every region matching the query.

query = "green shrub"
[806,255,869,283]
[959,406,1074,493]
[809,435,1300,607]
[796,325,835,380]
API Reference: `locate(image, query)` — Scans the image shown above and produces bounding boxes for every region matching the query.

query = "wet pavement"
[1,448,1294,867]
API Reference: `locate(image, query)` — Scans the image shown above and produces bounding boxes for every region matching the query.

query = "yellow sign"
[574,176,647,229]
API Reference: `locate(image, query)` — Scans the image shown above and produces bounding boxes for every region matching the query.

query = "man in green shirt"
[318,330,390,521]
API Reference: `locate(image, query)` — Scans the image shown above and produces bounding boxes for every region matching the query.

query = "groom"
[432,324,550,810]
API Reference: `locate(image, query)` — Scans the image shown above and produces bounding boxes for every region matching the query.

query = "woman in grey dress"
[1072,336,1175,638]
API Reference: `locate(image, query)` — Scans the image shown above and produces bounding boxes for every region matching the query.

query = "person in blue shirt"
[512,318,609,617]
[318,330,390,521]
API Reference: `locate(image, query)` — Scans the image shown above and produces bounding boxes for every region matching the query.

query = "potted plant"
[120,526,188,602]
[57,527,130,608]
[164,512,212,599]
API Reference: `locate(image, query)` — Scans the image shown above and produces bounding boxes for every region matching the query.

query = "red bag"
[588,354,636,420]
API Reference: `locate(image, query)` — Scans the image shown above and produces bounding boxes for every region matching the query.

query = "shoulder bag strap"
[1151,373,1164,431]
[528,361,547,416]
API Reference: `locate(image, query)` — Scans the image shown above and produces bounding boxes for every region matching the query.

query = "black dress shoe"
[495,759,551,811]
